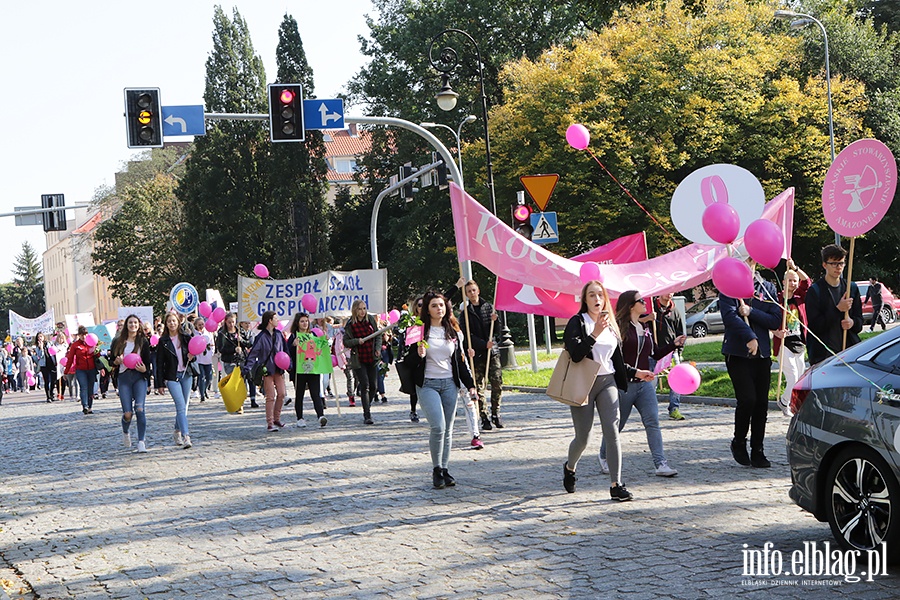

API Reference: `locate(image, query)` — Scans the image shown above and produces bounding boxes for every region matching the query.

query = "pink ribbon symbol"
[701,175,729,206]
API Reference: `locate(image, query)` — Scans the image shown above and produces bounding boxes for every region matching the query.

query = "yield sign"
[520,174,559,211]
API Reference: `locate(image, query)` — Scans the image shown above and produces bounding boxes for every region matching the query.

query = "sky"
[0,0,374,283]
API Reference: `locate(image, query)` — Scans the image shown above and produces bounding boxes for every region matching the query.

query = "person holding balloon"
[51,332,69,401]
[720,274,783,468]
[157,312,197,449]
[597,290,684,478]
[342,300,382,425]
[111,315,151,453]
[35,332,56,403]
[562,279,654,501]
[193,318,215,403]
[286,312,329,428]
[245,310,289,432]
[64,326,100,415]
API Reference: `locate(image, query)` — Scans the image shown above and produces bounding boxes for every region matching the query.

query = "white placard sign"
[9,309,56,341]
[238,269,388,322]
[65,313,96,335]
[118,306,154,326]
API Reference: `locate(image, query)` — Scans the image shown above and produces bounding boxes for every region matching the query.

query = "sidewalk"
[0,378,896,598]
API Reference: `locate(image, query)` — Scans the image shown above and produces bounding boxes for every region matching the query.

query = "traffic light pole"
[0,205,89,219]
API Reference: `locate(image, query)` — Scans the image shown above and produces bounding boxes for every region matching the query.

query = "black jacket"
[464,299,498,356]
[806,278,863,365]
[405,327,475,390]
[156,332,196,384]
[563,314,636,393]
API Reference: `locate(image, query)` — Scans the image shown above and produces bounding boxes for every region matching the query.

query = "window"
[334,159,357,174]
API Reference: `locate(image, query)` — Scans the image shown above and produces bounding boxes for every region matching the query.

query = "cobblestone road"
[1,378,897,599]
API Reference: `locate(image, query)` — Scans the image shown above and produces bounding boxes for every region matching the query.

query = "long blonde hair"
[578,280,620,340]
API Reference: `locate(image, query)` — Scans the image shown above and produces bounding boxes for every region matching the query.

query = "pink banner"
[450,183,794,302]
[495,232,648,318]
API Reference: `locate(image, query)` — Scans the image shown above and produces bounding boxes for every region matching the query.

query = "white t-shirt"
[423,327,460,380]
[119,340,135,373]
[195,331,214,365]
[582,313,617,375]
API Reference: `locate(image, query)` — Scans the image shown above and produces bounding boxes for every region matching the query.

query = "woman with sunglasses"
[598,291,685,478]
[562,280,654,501]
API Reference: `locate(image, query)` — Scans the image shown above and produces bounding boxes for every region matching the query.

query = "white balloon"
[671,164,765,245]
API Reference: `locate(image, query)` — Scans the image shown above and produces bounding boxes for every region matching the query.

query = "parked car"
[855,281,899,326]
[786,327,900,562]
[685,297,724,338]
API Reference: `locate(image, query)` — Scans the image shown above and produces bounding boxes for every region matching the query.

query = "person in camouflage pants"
[463,280,505,430]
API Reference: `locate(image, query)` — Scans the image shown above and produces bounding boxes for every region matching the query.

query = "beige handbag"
[547,349,601,406]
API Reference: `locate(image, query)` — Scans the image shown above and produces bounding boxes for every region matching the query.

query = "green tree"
[270,14,332,276]
[177,6,272,299]
[7,242,45,319]
[488,0,870,271]
[91,175,185,314]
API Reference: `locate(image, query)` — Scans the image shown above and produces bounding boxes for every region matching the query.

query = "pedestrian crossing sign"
[530,211,559,244]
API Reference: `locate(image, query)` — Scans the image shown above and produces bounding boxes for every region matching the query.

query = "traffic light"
[124,88,163,148]
[512,191,533,238]
[41,194,66,233]
[268,83,304,142]
[400,164,419,201]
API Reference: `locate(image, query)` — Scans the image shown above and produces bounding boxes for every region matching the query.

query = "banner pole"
[842,237,856,351]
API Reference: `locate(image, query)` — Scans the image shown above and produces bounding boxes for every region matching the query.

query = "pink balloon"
[712,257,754,299]
[579,261,602,284]
[198,301,212,318]
[85,333,99,347]
[205,319,219,332]
[123,354,141,369]
[59,356,68,367]
[301,293,317,313]
[25,370,33,377]
[47,346,57,356]
[668,363,701,395]
[701,202,740,245]
[331,355,338,367]
[150,334,160,346]
[744,219,784,270]
[388,309,401,324]
[27,376,35,387]
[5,343,12,353]
[274,351,291,371]
[212,307,226,322]
[311,327,324,336]
[254,263,269,278]
[188,336,206,356]
[566,124,590,150]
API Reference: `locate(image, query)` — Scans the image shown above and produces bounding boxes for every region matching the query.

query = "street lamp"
[774,9,839,244]
[420,115,477,188]
[428,28,498,216]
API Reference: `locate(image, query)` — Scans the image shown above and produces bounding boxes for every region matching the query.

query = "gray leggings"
[567,373,622,484]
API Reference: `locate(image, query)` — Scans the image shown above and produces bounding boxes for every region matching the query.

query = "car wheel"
[691,323,707,338]
[880,305,893,325]
[825,446,900,562]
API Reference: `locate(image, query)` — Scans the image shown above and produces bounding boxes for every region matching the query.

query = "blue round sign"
[169,282,199,315]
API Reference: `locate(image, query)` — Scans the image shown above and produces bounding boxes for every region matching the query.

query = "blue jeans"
[416,378,458,469]
[648,356,681,411]
[166,371,192,436]
[197,363,212,400]
[600,379,666,468]
[75,369,97,410]
[118,370,148,441]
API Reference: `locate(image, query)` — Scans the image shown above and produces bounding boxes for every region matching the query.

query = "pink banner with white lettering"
[450,183,794,302]
[495,232,648,318]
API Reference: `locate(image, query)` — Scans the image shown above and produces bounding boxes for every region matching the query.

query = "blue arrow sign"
[531,211,559,244]
[162,105,206,137]
[303,99,344,130]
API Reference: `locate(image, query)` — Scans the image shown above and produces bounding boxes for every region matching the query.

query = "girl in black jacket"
[110,315,152,453]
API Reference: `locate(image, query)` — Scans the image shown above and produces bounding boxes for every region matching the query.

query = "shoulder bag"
[547,349,600,407]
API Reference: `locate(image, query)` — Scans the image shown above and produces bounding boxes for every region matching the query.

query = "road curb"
[504,386,784,410]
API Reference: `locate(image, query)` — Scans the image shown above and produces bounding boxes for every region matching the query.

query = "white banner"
[238,269,388,322]
[65,313,96,335]
[118,306,154,326]
[9,309,56,341]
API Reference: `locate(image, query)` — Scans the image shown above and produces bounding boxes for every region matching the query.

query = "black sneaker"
[364,417,374,425]
[481,416,493,431]
[750,450,771,468]
[563,462,577,493]
[610,484,633,502]
[731,438,751,466]
[284,398,292,406]
[409,411,419,423]
[441,468,456,487]
[433,466,445,489]
[492,414,504,429]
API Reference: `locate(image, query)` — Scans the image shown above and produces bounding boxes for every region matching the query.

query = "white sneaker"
[319,415,328,427]
[655,462,678,477]
[191,391,199,399]
[123,432,131,448]
[599,456,609,474]
[214,392,221,399]
[174,430,183,446]
[182,436,192,449]
[296,418,307,428]
[136,441,148,453]
[777,398,794,418]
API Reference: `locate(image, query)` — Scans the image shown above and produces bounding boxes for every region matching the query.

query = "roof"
[323,125,371,159]
[72,211,103,234]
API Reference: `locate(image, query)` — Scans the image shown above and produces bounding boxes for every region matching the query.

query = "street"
[1,379,897,599]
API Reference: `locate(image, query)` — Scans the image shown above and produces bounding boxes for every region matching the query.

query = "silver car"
[684,297,724,338]
[786,327,900,563]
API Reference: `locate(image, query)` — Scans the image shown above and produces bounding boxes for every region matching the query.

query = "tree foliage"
[488,0,870,272]
[92,175,185,314]
[2,242,46,333]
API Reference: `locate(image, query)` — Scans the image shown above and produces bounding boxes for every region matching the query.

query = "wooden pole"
[842,237,856,350]
[459,274,477,385]
[775,281,789,404]
[483,285,499,394]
